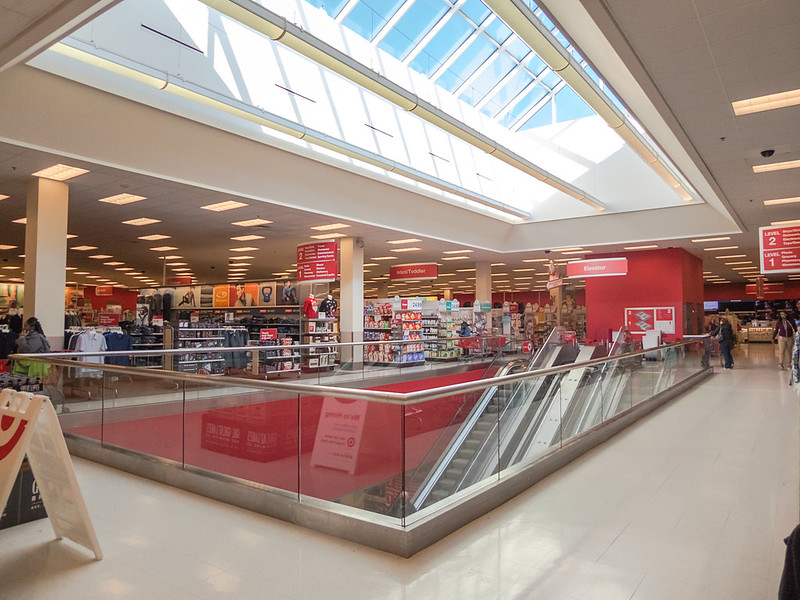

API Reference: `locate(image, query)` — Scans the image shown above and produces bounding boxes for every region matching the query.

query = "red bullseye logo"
[0,414,29,461]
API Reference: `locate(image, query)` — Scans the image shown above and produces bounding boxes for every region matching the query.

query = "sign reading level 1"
[297,241,338,283]
[760,225,800,273]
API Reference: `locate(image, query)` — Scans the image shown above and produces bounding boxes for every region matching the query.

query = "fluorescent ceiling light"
[703,246,738,251]
[771,220,800,226]
[724,261,752,265]
[115,267,134,271]
[715,254,746,259]
[98,193,146,205]
[561,250,592,255]
[310,233,347,239]
[764,196,800,206]
[85,275,101,279]
[229,262,252,267]
[387,238,422,244]
[231,235,264,241]
[160,255,183,260]
[172,268,191,272]
[390,247,421,252]
[363,263,379,267]
[103,262,124,266]
[555,247,583,252]
[0,266,20,270]
[441,256,470,261]
[732,88,800,116]
[0,245,17,250]
[65,266,77,271]
[71,245,97,251]
[150,246,178,251]
[0,195,8,201]
[89,255,113,259]
[691,236,730,243]
[442,249,473,254]
[32,163,89,181]
[202,201,248,211]
[623,245,659,250]
[66,234,77,239]
[753,159,800,174]
[232,218,272,227]
[229,247,259,252]
[311,223,350,231]
[12,218,26,224]
[522,258,549,263]
[491,263,506,266]
[229,255,254,260]
[122,218,161,226]
[167,262,187,266]
[371,256,398,260]
[138,234,171,241]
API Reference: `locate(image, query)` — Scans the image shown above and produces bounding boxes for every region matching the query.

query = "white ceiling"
[0,0,798,294]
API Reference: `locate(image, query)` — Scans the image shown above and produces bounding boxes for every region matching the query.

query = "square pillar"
[339,237,364,369]
[475,261,492,306]
[24,178,69,349]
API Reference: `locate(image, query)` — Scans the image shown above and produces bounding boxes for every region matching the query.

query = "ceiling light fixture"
[229,247,259,252]
[442,249,473,254]
[12,218,26,224]
[122,218,161,226]
[202,201,248,211]
[390,247,421,253]
[0,245,17,250]
[691,236,731,243]
[310,233,347,239]
[311,223,350,231]
[371,256,398,261]
[32,164,89,181]
[441,256,470,261]
[724,261,753,265]
[150,246,178,251]
[229,255,254,260]
[732,88,800,116]
[98,193,146,205]
[138,234,171,241]
[753,159,800,174]
[715,254,747,259]
[623,245,659,250]
[89,255,113,259]
[232,218,272,227]
[703,246,739,251]
[103,262,125,266]
[231,235,264,241]
[771,219,800,226]
[764,196,800,206]
[70,245,98,251]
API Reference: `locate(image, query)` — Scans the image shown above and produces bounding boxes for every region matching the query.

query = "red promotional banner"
[94,286,113,296]
[390,263,438,280]
[566,258,628,278]
[98,313,120,327]
[297,241,338,282]
[259,329,278,341]
[760,225,800,273]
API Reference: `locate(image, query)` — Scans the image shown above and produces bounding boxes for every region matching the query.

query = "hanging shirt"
[303,296,318,319]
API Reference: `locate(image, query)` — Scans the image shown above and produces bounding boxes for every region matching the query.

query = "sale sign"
[297,241,338,283]
[566,258,628,278]
[760,225,800,273]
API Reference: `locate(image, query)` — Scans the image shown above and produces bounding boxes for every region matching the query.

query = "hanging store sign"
[566,257,628,278]
[745,282,784,296]
[94,286,113,296]
[546,278,563,290]
[166,277,192,286]
[390,263,438,280]
[297,241,338,283]
[760,225,800,273]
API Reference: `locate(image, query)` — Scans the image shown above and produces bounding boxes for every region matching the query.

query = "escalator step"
[452,457,469,469]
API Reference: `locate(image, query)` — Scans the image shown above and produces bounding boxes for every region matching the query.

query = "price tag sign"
[152,316,164,327]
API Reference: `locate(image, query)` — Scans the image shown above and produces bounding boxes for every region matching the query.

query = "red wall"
[84,286,139,312]
[586,248,702,343]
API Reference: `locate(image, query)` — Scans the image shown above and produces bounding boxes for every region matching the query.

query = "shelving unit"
[174,323,226,375]
[421,315,439,360]
[364,303,394,364]
[301,317,339,371]
[432,313,460,361]
[393,309,424,366]
[128,328,164,369]
[248,338,300,377]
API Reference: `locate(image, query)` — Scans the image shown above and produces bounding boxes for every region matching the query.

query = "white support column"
[24,178,69,349]
[443,288,453,301]
[339,237,364,369]
[475,261,492,307]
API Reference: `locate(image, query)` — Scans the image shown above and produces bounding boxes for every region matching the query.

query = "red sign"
[390,263,438,280]
[94,286,113,296]
[566,258,628,278]
[166,277,192,286]
[760,225,800,273]
[546,278,563,290]
[522,341,533,353]
[98,313,120,327]
[745,282,785,296]
[259,328,278,341]
[297,241,338,282]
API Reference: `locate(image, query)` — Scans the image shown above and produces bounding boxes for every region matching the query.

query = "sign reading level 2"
[760,225,800,273]
[297,241,338,283]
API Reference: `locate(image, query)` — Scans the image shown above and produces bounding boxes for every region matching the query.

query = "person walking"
[773,310,797,369]
[716,317,735,369]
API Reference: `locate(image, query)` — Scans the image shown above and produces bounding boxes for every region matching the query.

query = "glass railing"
[7,335,710,527]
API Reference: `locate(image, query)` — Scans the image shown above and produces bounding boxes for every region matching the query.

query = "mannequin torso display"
[303,294,318,318]
[318,295,337,317]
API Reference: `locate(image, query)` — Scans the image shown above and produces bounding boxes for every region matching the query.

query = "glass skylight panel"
[461,0,491,26]
[409,13,473,77]
[460,52,517,107]
[484,18,512,45]
[437,35,496,93]
[378,0,449,61]
[501,83,548,128]
[482,71,534,118]
[305,0,349,18]
[342,0,405,41]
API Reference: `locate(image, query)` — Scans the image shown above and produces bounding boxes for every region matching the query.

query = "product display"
[302,293,318,319]
[300,316,339,371]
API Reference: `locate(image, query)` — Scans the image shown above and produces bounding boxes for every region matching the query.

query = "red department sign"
[297,241,339,283]
[566,258,628,278]
[760,225,800,273]
[390,263,438,280]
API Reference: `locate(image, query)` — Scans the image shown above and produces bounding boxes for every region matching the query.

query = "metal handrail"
[10,338,706,406]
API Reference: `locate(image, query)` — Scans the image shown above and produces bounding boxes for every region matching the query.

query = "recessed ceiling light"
[74,271,90,275]
[764,196,800,206]
[228,255,254,260]
[167,262,187,266]
[771,219,800,226]
[390,247,421,252]
[441,256,470,261]
[0,194,8,201]
[71,245,98,251]
[363,263,379,267]
[310,233,347,239]
[232,218,272,227]
[703,246,738,251]
[66,234,77,239]
[172,268,192,272]
[104,262,125,266]
[122,218,161,226]
[753,159,800,174]
[229,262,252,267]
[160,255,183,260]
[202,201,248,211]
[623,245,659,250]
[138,234,171,241]
[65,266,77,270]
[12,218,26,224]
[231,235,264,241]
[442,249,473,254]
[115,267,134,271]
[228,268,248,272]
[691,236,731,243]
[561,250,592,255]
[85,275,101,279]
[0,266,20,270]
[715,254,747,259]
[555,247,583,252]
[89,255,113,259]
[0,245,17,250]
[32,164,89,181]
[371,256,398,260]
[150,246,178,251]
[522,258,549,263]
[724,261,752,265]
[388,238,422,244]
[98,193,146,205]
[456,268,476,272]
[732,88,800,116]
[311,223,350,231]
[229,247,259,252]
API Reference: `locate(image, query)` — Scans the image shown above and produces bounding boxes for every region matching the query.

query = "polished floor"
[1,343,797,599]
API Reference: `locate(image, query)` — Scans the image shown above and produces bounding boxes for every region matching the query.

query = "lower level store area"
[0,343,796,599]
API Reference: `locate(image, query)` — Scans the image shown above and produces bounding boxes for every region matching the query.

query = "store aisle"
[0,343,797,600]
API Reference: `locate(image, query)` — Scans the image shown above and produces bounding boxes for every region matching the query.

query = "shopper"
[15,317,50,354]
[717,317,735,370]
[773,311,797,369]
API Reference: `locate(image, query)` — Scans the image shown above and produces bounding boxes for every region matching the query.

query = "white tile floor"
[1,343,797,599]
